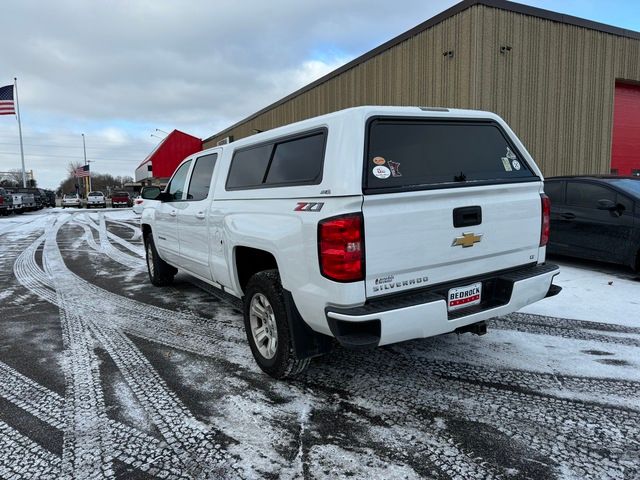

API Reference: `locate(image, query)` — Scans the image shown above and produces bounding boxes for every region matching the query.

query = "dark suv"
[545,176,640,270]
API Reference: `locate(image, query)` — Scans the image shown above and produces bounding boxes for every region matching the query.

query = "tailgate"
[362,183,542,298]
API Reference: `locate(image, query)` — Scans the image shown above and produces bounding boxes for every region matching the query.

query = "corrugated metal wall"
[204,4,640,176]
[473,7,640,176]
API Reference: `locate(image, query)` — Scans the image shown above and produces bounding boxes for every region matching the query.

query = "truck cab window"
[187,154,217,201]
[167,160,192,201]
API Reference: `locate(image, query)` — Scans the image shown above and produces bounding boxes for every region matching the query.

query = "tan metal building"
[204,0,640,177]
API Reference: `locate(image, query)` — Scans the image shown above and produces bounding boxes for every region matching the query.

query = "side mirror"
[596,199,616,211]
[141,187,161,200]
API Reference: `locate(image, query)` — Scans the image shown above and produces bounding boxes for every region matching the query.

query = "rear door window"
[365,119,536,192]
[187,153,217,201]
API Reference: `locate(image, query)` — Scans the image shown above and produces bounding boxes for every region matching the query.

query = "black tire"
[144,234,176,286]
[243,269,310,379]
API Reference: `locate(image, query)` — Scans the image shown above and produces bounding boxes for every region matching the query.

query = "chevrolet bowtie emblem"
[452,232,483,248]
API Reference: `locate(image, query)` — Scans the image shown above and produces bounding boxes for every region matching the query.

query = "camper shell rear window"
[364,118,538,193]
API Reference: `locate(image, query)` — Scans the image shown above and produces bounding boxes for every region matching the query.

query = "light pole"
[82,133,92,192]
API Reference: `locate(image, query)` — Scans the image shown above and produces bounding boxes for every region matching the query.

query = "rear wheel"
[145,235,177,286]
[243,270,310,379]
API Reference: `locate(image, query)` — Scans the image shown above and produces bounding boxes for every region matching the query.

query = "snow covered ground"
[520,260,639,327]
[0,209,638,479]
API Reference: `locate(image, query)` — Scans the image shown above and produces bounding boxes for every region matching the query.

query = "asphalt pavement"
[0,209,638,479]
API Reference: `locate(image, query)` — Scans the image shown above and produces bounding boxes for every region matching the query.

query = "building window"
[632,169,640,177]
[610,168,618,175]
[147,165,152,172]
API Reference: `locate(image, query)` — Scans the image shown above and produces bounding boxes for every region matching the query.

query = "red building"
[135,130,202,185]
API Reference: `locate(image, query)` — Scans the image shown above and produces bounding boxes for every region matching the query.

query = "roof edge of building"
[204,0,640,144]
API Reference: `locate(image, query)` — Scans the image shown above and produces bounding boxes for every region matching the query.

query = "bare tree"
[0,169,26,187]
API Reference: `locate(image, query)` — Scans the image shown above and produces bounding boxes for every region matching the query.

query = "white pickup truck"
[141,106,561,378]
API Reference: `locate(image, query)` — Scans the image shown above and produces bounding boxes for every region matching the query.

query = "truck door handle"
[196,212,206,219]
[169,210,177,217]
[560,213,576,220]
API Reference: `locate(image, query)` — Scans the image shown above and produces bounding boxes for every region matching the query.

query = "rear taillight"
[318,213,364,282]
[540,193,550,247]
[135,199,143,204]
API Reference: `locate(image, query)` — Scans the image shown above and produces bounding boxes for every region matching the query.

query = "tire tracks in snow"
[42,214,242,478]
[0,420,61,479]
[43,224,116,478]
[492,313,640,347]
[0,361,190,479]
[303,347,640,479]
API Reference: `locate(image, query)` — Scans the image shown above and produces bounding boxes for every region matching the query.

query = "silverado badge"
[452,232,483,248]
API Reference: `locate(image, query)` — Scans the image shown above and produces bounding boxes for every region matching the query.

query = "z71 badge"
[294,202,324,212]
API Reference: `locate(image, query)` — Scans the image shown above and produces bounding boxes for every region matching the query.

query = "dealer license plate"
[447,282,482,311]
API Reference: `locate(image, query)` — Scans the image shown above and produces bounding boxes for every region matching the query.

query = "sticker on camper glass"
[511,159,521,170]
[388,160,402,177]
[501,157,513,172]
[372,166,391,179]
[372,156,386,166]
[505,146,517,160]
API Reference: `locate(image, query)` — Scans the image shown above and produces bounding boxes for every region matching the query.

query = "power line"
[0,151,145,161]
[0,142,151,153]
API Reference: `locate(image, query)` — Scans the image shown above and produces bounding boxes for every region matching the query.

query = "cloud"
[1,0,464,188]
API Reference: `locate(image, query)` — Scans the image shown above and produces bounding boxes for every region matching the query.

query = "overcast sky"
[1,0,639,190]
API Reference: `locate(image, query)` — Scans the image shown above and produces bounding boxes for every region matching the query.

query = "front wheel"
[243,270,310,379]
[145,235,177,286]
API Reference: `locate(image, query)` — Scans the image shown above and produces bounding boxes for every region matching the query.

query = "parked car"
[0,188,13,216]
[62,193,82,208]
[111,191,132,208]
[141,106,560,378]
[545,176,640,270]
[87,191,107,208]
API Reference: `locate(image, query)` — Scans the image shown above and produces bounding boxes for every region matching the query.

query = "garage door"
[611,82,640,176]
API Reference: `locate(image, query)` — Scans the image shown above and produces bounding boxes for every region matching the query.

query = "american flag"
[0,85,15,115]
[75,164,90,177]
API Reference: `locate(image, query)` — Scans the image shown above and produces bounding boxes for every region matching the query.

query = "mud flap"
[283,290,334,360]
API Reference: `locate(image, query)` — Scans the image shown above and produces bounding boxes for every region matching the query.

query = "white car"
[62,193,81,208]
[87,191,107,208]
[141,106,561,378]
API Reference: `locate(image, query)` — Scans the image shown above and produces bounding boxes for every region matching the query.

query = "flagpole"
[14,77,27,187]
